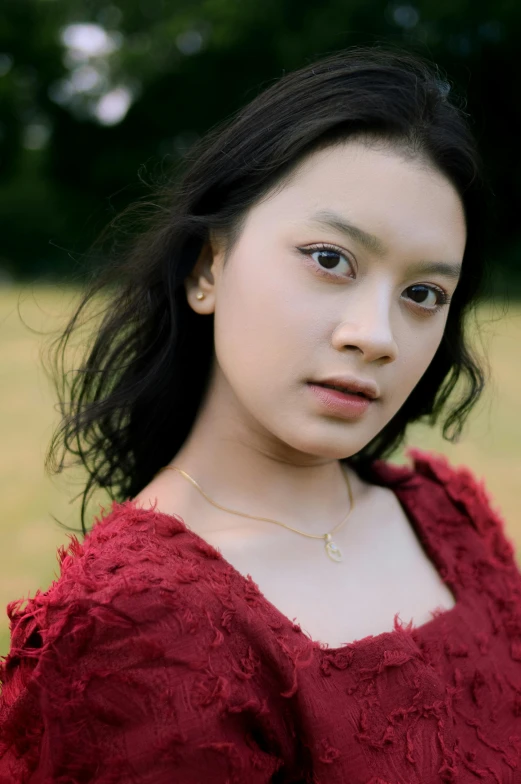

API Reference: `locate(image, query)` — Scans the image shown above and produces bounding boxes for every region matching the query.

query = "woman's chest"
[201,492,456,649]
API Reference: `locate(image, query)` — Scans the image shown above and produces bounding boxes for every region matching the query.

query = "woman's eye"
[298,246,451,313]
[404,284,450,311]
[299,245,354,278]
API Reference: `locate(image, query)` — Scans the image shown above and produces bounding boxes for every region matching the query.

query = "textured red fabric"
[1,448,521,783]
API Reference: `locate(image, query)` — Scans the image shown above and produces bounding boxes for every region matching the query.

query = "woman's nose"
[330,288,399,363]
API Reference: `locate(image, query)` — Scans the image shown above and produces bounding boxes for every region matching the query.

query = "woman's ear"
[184,235,223,314]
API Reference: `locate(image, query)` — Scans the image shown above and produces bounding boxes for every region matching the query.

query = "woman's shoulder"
[0,501,280,782]
[2,499,232,681]
[0,501,238,729]
[376,448,518,568]
[407,448,511,532]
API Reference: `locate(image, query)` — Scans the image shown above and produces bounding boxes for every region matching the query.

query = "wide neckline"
[118,458,462,656]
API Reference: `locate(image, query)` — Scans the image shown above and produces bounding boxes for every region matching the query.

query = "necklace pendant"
[325,533,343,562]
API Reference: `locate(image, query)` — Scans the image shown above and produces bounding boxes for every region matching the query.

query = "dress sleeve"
[0,536,283,783]
[407,447,519,570]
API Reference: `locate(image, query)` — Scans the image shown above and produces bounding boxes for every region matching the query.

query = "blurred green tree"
[0,0,519,286]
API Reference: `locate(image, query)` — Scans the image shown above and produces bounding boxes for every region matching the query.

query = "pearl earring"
[196,291,205,300]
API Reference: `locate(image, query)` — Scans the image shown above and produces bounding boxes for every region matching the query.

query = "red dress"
[1,449,521,783]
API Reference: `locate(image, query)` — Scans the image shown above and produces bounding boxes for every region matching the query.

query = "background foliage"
[1,0,520,287]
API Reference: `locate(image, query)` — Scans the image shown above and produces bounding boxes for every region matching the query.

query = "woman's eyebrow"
[307,209,462,279]
[308,209,388,255]
[408,260,462,280]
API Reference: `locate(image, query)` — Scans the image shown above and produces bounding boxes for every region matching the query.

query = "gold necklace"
[156,464,354,563]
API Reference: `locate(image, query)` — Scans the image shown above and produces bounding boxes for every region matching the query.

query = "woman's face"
[191,139,467,463]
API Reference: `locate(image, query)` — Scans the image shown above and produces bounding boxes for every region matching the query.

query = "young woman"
[1,46,519,783]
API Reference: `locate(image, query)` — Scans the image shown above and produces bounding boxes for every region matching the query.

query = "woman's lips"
[307,383,373,419]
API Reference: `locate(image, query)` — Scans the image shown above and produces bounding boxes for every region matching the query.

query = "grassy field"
[1,284,520,659]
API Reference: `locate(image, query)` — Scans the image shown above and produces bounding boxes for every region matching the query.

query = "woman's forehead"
[244,143,466,260]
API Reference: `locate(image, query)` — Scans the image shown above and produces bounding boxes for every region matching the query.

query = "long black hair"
[44,46,488,535]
